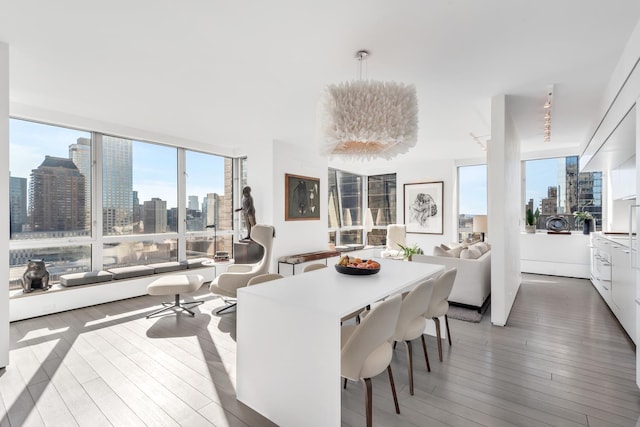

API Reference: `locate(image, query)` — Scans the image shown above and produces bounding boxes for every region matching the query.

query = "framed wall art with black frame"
[403,181,443,234]
[285,173,320,221]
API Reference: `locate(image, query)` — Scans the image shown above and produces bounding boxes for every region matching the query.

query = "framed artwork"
[404,181,443,234]
[285,173,320,221]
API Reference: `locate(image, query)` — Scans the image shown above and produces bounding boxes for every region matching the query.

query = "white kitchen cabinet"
[611,243,636,340]
[591,234,636,343]
[610,156,636,200]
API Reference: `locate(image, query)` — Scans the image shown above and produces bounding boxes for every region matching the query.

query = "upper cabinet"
[610,155,636,200]
[581,106,636,175]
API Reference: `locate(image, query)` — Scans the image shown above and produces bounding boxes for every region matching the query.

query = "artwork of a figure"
[235,186,256,240]
[292,180,309,215]
[410,193,438,227]
[309,183,318,213]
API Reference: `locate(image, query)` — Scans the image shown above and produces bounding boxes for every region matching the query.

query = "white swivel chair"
[423,268,457,362]
[381,224,406,259]
[209,224,276,314]
[391,278,434,395]
[341,294,402,427]
[246,273,283,286]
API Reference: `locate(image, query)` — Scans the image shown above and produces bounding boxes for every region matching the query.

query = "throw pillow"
[471,242,488,254]
[440,244,450,251]
[433,246,453,257]
[447,246,463,258]
[460,247,482,259]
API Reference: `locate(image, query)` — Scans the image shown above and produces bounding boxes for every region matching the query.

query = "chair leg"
[215,301,237,315]
[405,340,414,395]
[363,378,373,427]
[146,294,204,319]
[433,317,443,362]
[445,314,452,346]
[420,334,431,372]
[393,341,397,350]
[343,377,348,389]
[386,365,400,415]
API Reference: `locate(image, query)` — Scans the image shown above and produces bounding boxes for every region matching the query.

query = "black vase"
[582,219,591,235]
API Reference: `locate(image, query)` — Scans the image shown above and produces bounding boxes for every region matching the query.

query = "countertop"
[593,232,636,249]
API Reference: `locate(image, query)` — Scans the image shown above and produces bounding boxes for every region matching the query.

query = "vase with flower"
[573,210,594,235]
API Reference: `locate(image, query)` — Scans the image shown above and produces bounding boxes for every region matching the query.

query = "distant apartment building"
[29,156,86,232]
[9,176,27,235]
[69,137,92,228]
[102,136,133,234]
[143,197,167,233]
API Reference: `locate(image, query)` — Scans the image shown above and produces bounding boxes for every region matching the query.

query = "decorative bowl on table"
[334,258,381,275]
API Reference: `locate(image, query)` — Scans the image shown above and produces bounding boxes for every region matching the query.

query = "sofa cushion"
[448,246,464,258]
[147,261,186,274]
[108,265,155,280]
[460,248,482,259]
[60,271,113,287]
[433,246,452,257]
[440,244,450,251]
[181,258,212,269]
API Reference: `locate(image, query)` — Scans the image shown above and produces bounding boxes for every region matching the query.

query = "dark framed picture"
[285,173,320,221]
[404,181,443,234]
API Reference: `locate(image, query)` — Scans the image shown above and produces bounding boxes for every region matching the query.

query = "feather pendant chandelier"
[318,50,418,160]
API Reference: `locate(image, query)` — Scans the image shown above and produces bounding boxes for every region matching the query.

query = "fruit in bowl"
[335,255,381,275]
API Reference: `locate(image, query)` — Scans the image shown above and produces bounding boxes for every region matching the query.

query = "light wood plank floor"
[0,274,638,426]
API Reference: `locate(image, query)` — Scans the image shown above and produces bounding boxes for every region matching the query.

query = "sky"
[10,118,227,209]
[459,158,569,216]
[458,164,487,215]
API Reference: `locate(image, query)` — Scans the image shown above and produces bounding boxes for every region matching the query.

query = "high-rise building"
[69,137,92,229]
[29,156,86,232]
[167,207,178,232]
[102,136,133,234]
[540,186,558,215]
[188,195,199,212]
[10,176,27,235]
[132,191,141,233]
[143,197,167,233]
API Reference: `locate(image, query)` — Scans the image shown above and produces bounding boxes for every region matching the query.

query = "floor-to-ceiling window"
[9,118,236,290]
[9,120,93,289]
[367,173,397,245]
[328,168,396,246]
[457,164,487,242]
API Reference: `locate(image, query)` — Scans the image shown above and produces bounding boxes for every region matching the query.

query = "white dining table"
[236,257,444,427]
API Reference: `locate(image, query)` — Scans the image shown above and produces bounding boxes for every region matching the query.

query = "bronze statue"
[22,259,51,293]
[235,186,256,240]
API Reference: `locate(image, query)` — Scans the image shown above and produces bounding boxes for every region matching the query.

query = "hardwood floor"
[0,274,638,426]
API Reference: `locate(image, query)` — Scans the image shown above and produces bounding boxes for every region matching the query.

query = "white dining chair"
[391,278,434,395]
[341,294,402,427]
[423,268,457,362]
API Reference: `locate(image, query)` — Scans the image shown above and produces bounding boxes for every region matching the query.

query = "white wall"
[255,140,329,272]
[332,155,457,255]
[396,158,457,253]
[489,95,521,326]
[0,42,9,367]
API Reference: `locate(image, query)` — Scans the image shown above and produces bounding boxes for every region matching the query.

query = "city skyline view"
[9,119,226,208]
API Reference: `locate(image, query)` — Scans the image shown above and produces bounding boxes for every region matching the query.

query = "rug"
[447,300,490,323]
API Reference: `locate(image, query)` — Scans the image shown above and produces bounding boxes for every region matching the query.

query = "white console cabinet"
[521,232,590,278]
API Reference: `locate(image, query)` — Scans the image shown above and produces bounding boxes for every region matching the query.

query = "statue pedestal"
[234,240,264,264]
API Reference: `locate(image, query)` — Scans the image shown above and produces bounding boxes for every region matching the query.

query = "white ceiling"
[1,1,640,163]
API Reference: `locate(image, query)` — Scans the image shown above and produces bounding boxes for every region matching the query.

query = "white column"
[0,42,9,367]
[488,95,522,326]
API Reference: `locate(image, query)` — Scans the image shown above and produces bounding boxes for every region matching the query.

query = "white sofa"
[412,249,491,311]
